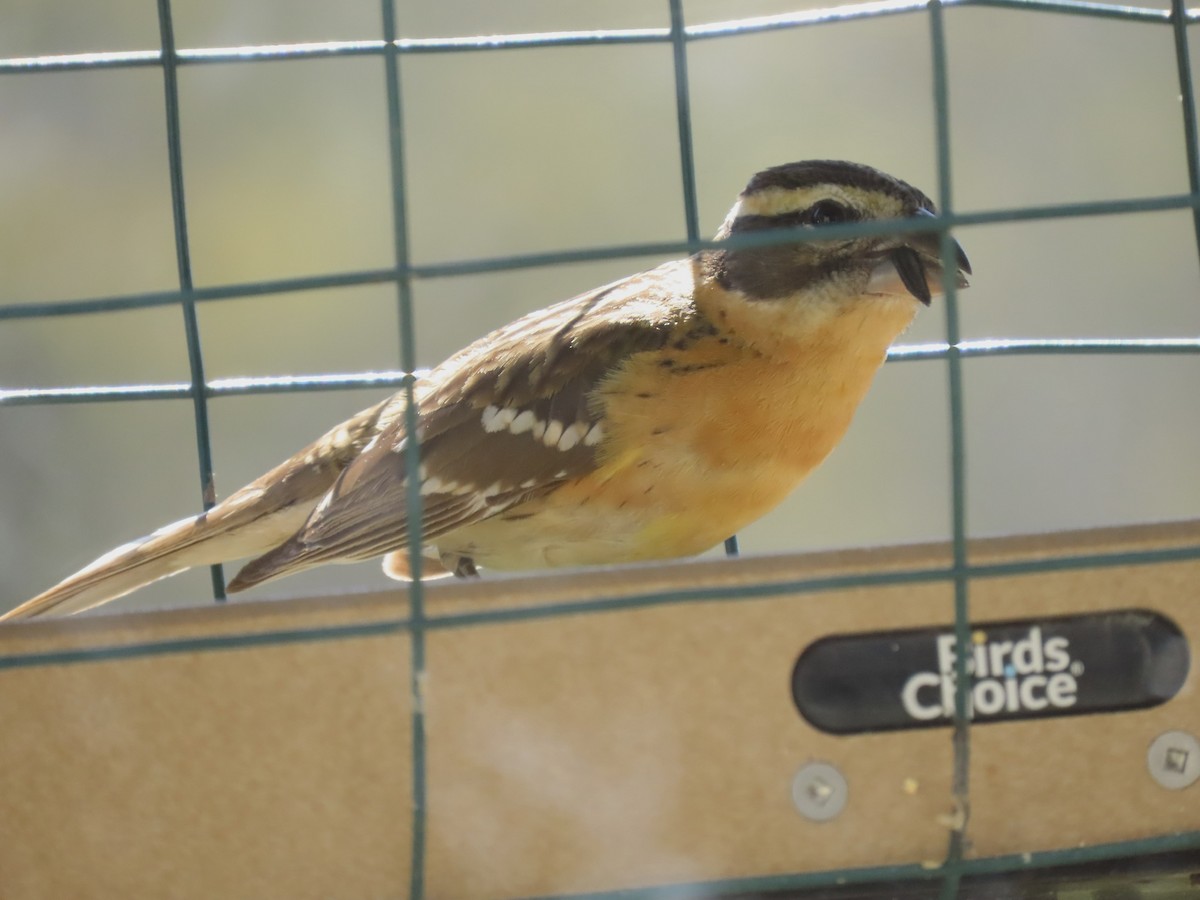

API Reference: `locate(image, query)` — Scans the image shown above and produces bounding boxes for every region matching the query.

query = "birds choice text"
[900,627,1080,721]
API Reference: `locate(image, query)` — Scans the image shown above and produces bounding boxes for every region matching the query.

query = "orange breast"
[447,292,918,570]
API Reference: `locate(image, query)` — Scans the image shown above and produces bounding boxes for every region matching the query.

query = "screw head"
[791,761,848,822]
[1146,730,1200,790]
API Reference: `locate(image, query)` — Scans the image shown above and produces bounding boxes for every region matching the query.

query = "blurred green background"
[2,0,1198,615]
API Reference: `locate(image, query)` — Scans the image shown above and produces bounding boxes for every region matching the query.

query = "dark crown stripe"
[741,160,934,212]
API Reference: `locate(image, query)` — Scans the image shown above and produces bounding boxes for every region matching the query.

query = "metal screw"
[1146,730,1200,790]
[791,761,848,822]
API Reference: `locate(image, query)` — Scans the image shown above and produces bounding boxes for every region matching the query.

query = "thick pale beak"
[867,208,971,306]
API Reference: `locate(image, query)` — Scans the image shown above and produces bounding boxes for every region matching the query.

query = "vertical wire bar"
[666,0,739,557]
[380,3,428,897]
[155,0,225,602]
[929,2,971,897]
[668,0,701,247]
[1170,0,1200,265]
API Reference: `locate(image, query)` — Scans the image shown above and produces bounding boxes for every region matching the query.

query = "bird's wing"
[0,399,394,620]
[226,259,698,590]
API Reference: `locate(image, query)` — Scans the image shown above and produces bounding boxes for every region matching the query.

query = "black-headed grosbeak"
[2,159,970,621]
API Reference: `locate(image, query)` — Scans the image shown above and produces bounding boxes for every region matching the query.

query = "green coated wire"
[2,338,1198,409]
[668,0,701,248]
[1171,0,1200,265]
[666,0,740,558]
[0,0,1183,78]
[517,830,1200,900]
[927,3,972,897]
[155,0,226,603]
[4,192,1199,324]
[378,2,430,897]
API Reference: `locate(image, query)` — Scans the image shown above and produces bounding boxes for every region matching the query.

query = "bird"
[1,159,970,621]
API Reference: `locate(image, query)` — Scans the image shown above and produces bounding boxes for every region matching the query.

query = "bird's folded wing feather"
[227,259,698,589]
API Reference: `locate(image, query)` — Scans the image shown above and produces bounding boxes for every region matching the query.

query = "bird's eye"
[806,200,852,226]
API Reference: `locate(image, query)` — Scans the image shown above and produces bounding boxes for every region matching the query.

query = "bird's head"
[704,160,971,309]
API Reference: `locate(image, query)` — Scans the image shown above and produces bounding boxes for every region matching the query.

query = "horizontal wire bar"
[684,0,934,38]
[3,539,1197,669]
[3,192,1199,323]
[0,267,400,321]
[0,383,186,404]
[0,49,163,72]
[0,0,1186,75]
[184,39,389,62]
[950,0,1175,22]
[692,0,1174,37]
[2,338,1196,407]
[0,370,412,406]
[529,862,944,900]
[522,830,1200,900]
[888,336,1200,360]
[0,616,410,671]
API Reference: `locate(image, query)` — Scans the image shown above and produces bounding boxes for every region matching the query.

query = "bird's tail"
[1,398,395,621]
[0,506,310,620]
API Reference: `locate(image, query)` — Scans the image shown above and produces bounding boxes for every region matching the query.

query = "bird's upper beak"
[866,207,971,306]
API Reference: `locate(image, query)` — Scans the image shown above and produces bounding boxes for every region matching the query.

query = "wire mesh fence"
[2,0,1199,897]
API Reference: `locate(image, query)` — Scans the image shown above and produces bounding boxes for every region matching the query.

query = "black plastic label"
[791,610,1189,734]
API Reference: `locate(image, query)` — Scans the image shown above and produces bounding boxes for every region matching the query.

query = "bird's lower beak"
[866,214,971,306]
